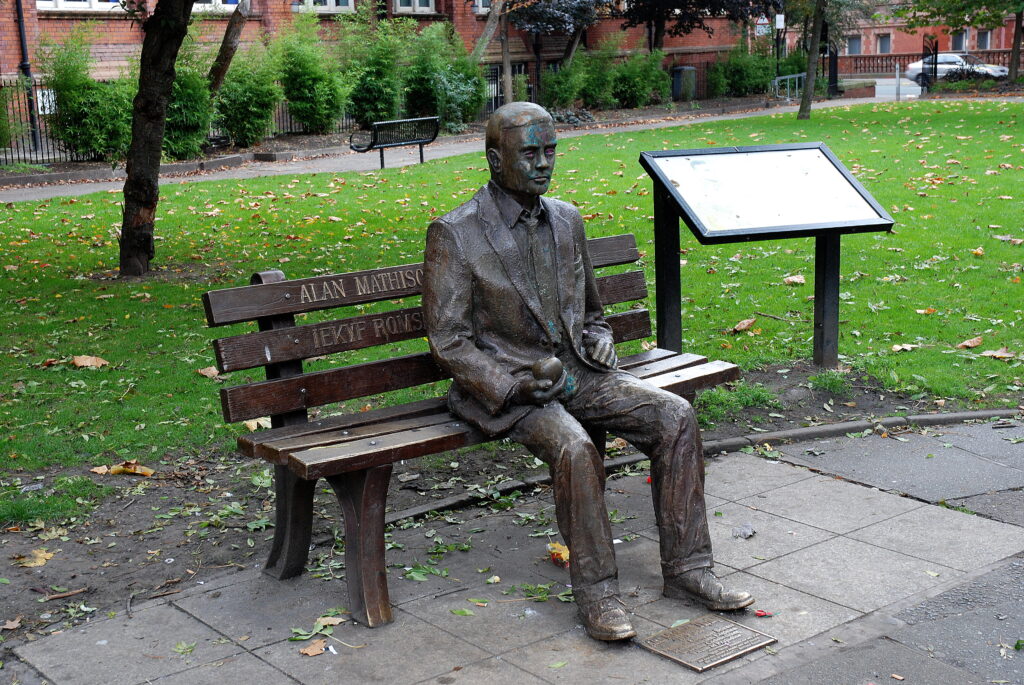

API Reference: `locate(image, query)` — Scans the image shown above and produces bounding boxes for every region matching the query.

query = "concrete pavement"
[8,415,1024,684]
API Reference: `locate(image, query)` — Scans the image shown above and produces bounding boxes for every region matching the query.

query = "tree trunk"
[207,0,250,97]
[562,27,583,66]
[797,0,825,120]
[533,32,542,103]
[1010,9,1022,82]
[118,0,195,277]
[501,13,514,104]
[652,17,666,51]
[470,0,505,64]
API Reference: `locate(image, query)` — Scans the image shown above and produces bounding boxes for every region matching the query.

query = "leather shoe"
[578,596,636,641]
[664,568,754,611]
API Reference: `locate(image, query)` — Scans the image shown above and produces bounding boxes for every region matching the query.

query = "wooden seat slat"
[212,270,647,373]
[237,397,448,457]
[646,360,741,398]
[204,235,640,327]
[626,352,707,378]
[616,347,678,369]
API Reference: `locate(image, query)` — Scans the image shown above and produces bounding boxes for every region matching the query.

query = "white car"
[905,53,1009,84]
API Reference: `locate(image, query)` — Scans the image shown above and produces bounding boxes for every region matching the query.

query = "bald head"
[485,103,557,204]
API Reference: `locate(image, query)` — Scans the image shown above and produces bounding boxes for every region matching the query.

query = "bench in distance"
[349,116,440,170]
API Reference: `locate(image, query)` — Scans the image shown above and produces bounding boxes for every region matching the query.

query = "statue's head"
[485,102,557,203]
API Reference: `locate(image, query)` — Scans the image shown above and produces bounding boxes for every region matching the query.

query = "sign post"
[640,143,894,368]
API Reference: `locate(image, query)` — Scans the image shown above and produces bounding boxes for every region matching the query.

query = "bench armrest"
[350,130,373,152]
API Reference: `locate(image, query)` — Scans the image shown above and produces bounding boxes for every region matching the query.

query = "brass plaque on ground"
[640,614,776,672]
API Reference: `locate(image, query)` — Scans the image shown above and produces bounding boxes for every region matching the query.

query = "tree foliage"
[507,0,612,35]
[618,0,777,48]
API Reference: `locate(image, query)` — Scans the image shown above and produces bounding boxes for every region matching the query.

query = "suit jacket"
[423,183,614,436]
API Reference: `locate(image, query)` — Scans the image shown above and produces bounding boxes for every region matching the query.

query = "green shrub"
[350,41,401,127]
[216,48,283,147]
[707,61,729,98]
[611,50,669,108]
[275,14,345,134]
[709,46,774,98]
[0,84,20,148]
[163,67,211,160]
[512,73,530,103]
[39,26,134,161]
[403,24,485,131]
[778,50,807,77]
[575,38,620,109]
[541,63,584,109]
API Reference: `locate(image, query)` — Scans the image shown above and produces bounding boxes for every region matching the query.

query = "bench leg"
[264,465,317,580]
[379,148,385,170]
[327,464,394,628]
[419,143,424,164]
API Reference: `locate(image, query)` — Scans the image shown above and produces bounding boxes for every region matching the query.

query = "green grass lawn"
[1,99,1022,520]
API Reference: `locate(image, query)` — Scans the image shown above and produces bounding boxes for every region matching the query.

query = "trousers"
[506,360,713,606]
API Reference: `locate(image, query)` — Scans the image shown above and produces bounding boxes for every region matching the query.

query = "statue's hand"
[585,337,617,370]
[513,372,567,406]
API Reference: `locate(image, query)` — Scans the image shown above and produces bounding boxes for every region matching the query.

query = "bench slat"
[204,235,640,326]
[237,397,448,457]
[213,270,647,372]
[627,352,707,377]
[646,360,741,398]
[617,347,679,369]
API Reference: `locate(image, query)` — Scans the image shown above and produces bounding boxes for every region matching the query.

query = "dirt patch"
[0,360,939,658]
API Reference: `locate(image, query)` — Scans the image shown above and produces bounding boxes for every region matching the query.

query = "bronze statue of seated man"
[423,102,753,641]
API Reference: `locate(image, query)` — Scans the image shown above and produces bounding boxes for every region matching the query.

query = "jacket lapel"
[478,187,547,330]
[544,197,577,335]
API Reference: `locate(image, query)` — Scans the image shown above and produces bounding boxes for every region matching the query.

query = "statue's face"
[493,120,557,198]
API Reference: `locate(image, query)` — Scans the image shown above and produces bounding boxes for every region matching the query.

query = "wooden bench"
[202,233,739,628]
[348,116,440,169]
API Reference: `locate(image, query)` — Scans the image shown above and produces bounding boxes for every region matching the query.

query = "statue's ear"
[485,147,502,175]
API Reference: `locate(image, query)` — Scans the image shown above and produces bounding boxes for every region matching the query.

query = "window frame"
[876,33,891,54]
[291,0,355,13]
[393,0,435,14]
[35,0,124,13]
[950,30,966,52]
[976,29,991,50]
[846,36,862,55]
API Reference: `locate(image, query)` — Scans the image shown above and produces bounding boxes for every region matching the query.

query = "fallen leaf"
[72,355,109,369]
[547,541,570,568]
[915,308,937,315]
[891,344,919,352]
[971,247,985,257]
[731,317,757,334]
[980,347,1015,359]
[485,575,500,584]
[548,661,568,669]
[782,275,805,285]
[299,639,326,656]
[450,608,475,616]
[891,675,905,682]
[196,366,220,379]
[956,336,983,349]
[89,465,109,475]
[754,609,773,617]
[14,549,54,568]
[2,615,22,630]
[108,460,155,477]
[316,616,347,627]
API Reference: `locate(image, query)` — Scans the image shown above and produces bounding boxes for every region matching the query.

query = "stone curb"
[0,153,249,188]
[378,407,1021,528]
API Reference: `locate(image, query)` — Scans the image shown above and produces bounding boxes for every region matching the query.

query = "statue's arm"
[574,211,617,368]
[423,219,519,414]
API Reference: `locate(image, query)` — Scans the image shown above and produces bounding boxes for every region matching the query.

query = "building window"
[951,30,966,51]
[394,0,435,13]
[35,0,123,12]
[292,0,354,12]
[977,29,991,50]
[192,0,243,13]
[876,33,891,54]
[473,0,490,13]
[846,36,862,55]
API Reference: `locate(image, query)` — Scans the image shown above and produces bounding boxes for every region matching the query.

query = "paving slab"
[146,652,297,684]
[930,420,1024,468]
[13,604,243,685]
[847,504,1024,572]
[757,636,982,685]
[736,474,922,534]
[777,432,1024,501]
[252,607,489,685]
[412,656,551,685]
[748,536,961,613]
[947,490,1024,526]
[703,452,816,502]
[704,501,835,571]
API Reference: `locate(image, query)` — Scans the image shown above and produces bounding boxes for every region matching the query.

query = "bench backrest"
[370,117,440,148]
[203,234,649,427]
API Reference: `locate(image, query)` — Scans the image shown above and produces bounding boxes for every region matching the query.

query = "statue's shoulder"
[435,186,488,230]
[544,196,582,222]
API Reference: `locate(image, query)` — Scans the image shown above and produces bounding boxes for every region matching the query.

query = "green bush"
[575,39,620,109]
[403,24,485,132]
[512,73,530,103]
[0,85,18,148]
[707,47,774,98]
[216,49,283,147]
[164,67,211,160]
[349,41,401,127]
[275,14,345,134]
[611,50,669,108]
[541,64,584,109]
[39,27,134,161]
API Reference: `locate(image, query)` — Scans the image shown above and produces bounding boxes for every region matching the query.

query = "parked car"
[905,53,1009,84]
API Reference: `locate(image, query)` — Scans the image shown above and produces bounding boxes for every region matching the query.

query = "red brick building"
[1,0,739,81]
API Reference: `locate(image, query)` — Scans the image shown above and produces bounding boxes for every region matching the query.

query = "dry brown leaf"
[72,355,109,369]
[732,317,757,334]
[2,616,22,631]
[109,460,155,477]
[980,347,1015,359]
[89,465,110,475]
[956,336,983,349]
[196,366,220,379]
[299,639,327,657]
[316,616,347,627]
[970,247,985,256]
[891,344,919,352]
[14,549,54,568]
[783,275,805,285]
[915,308,937,315]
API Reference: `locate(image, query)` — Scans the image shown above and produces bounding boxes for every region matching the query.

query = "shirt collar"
[488,181,546,230]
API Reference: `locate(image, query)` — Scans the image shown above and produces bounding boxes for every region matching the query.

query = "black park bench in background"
[349,116,440,170]
[202,233,740,628]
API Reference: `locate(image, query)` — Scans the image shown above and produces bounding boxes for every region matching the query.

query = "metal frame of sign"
[639,142,894,368]
[639,142,894,245]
